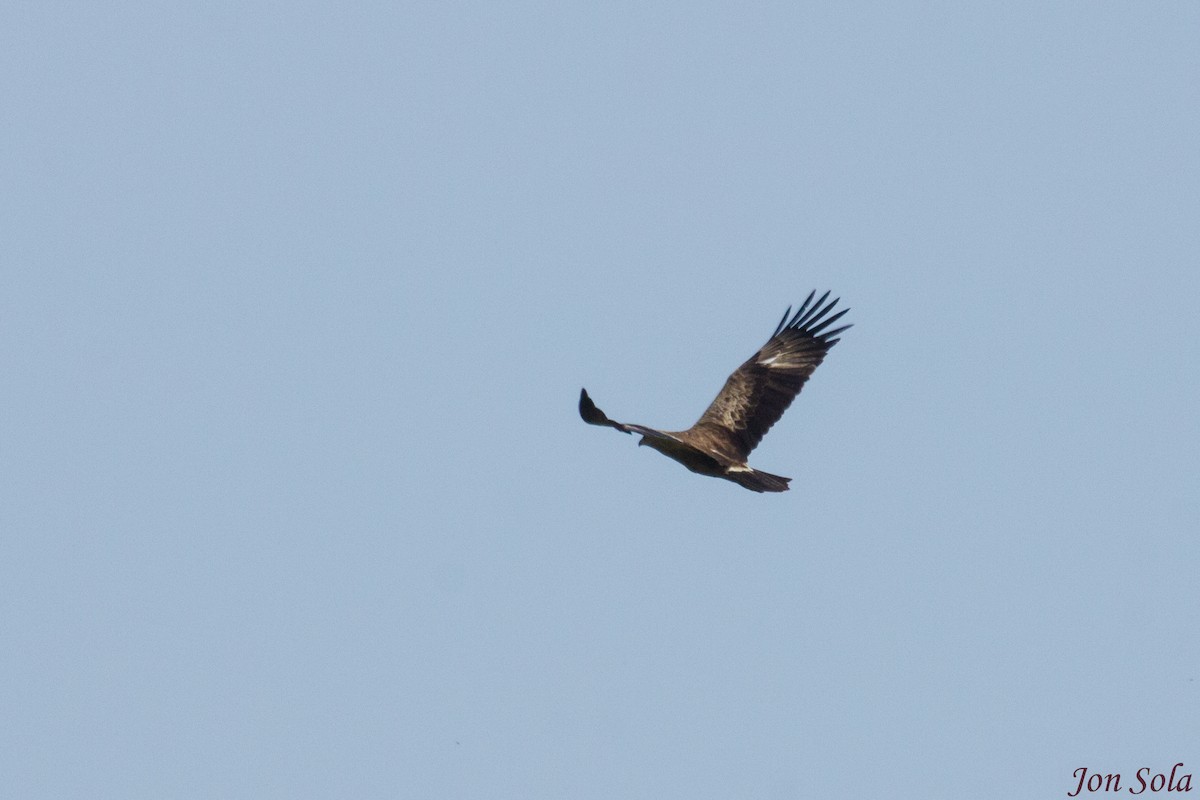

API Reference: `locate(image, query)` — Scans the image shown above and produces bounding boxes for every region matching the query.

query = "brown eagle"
[579,290,850,493]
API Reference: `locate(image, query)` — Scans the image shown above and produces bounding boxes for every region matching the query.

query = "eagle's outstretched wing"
[685,291,850,461]
[579,388,682,442]
[579,388,631,433]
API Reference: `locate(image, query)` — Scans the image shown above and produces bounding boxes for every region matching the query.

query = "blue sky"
[3,3,1198,798]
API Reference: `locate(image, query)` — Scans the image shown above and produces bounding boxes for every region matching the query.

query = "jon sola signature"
[1069,764,1192,796]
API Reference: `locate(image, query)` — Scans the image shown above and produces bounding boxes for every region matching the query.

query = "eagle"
[579,290,850,493]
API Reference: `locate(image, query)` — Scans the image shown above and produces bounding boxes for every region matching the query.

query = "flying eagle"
[579,290,850,493]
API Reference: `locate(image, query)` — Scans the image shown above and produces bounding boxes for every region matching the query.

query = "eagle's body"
[579,290,850,493]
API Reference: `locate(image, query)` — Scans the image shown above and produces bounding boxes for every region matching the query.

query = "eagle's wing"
[687,291,850,460]
[579,388,635,434]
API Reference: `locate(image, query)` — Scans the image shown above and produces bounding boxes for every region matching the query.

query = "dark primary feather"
[579,388,631,433]
[685,291,850,460]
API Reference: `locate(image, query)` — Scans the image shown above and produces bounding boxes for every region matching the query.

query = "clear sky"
[3,3,1198,798]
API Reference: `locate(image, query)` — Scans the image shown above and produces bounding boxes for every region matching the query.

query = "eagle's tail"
[729,468,791,493]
